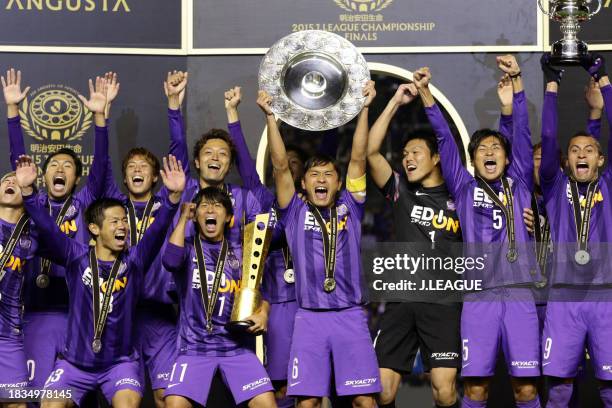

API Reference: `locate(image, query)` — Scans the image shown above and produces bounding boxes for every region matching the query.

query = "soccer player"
[0,171,36,408]
[259,80,381,408]
[366,82,462,408]
[539,53,612,407]
[101,71,186,408]
[162,187,276,408]
[167,75,261,245]
[224,85,301,408]
[417,56,542,408]
[15,154,184,408]
[2,70,109,395]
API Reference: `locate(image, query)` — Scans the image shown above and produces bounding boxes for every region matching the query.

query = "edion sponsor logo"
[242,377,270,392]
[345,377,378,387]
[511,361,539,368]
[431,352,459,360]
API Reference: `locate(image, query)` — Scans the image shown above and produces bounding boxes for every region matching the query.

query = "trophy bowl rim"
[258,30,370,131]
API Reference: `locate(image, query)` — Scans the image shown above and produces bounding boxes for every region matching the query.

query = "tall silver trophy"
[258,30,370,131]
[539,0,602,65]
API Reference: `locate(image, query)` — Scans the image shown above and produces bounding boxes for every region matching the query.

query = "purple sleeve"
[162,242,187,273]
[87,125,109,199]
[228,121,262,190]
[600,84,612,177]
[507,91,534,189]
[7,116,27,171]
[134,192,179,273]
[23,193,81,268]
[341,189,365,221]
[168,109,190,178]
[499,113,512,139]
[424,104,472,199]
[277,192,304,233]
[588,118,601,140]
[244,189,263,224]
[103,157,124,200]
[540,92,562,189]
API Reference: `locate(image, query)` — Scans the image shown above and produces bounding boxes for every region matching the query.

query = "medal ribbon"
[570,180,597,253]
[126,198,154,245]
[531,194,551,275]
[40,196,73,281]
[477,177,517,260]
[90,248,123,350]
[308,204,338,291]
[0,214,30,273]
[194,236,228,332]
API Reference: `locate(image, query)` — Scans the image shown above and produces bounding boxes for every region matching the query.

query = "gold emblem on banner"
[19,85,92,142]
[334,0,394,13]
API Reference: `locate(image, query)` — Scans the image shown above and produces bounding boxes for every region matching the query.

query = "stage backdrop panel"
[0,0,182,49]
[0,53,186,182]
[193,0,540,51]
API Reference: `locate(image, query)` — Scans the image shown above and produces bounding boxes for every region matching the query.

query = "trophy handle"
[589,0,602,17]
[537,0,551,16]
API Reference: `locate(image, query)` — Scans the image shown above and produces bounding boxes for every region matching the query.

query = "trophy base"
[226,320,261,335]
[550,39,588,66]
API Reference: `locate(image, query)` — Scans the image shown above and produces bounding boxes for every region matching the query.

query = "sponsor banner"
[0,0,182,49]
[193,0,539,51]
[0,53,186,183]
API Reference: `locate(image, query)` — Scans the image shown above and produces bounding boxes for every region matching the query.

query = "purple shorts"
[542,300,612,380]
[23,311,67,389]
[264,300,298,381]
[286,307,381,398]
[461,288,540,378]
[164,352,273,405]
[43,358,143,405]
[136,309,177,390]
[0,335,28,387]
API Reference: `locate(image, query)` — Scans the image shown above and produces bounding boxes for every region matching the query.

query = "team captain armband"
[346,174,366,193]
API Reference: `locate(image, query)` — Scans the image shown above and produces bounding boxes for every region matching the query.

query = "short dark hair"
[42,148,83,178]
[285,144,308,165]
[567,131,603,156]
[303,154,341,179]
[121,148,161,178]
[193,129,236,165]
[467,129,510,160]
[401,130,439,156]
[192,187,234,217]
[85,198,125,228]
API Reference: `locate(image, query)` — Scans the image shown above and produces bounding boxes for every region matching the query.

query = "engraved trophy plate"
[539,0,602,65]
[258,30,370,130]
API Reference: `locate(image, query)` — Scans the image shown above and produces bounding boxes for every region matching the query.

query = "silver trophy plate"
[258,30,370,131]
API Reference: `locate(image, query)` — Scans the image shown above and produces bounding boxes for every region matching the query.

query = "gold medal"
[283,269,295,284]
[323,277,336,293]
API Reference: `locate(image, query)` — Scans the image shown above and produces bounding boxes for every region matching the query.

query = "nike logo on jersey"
[415,191,428,196]
[461,363,471,369]
[289,381,301,387]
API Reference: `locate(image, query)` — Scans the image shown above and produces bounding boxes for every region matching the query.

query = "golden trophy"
[226,213,272,333]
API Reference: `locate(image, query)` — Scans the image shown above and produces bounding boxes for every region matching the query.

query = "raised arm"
[77,76,109,201]
[584,78,603,139]
[99,72,124,200]
[539,55,563,186]
[135,155,184,272]
[346,80,375,201]
[256,91,294,209]
[165,71,190,177]
[497,55,533,185]
[415,67,471,198]
[2,68,30,169]
[224,86,263,190]
[163,202,193,272]
[16,155,77,267]
[367,83,418,189]
[497,74,513,138]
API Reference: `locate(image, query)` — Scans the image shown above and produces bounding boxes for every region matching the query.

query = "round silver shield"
[258,30,370,131]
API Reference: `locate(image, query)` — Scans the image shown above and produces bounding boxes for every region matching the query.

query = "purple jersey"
[228,121,295,303]
[23,191,177,369]
[426,91,538,288]
[8,118,108,311]
[168,110,262,246]
[162,240,254,356]
[0,218,36,338]
[540,86,612,285]
[278,190,366,309]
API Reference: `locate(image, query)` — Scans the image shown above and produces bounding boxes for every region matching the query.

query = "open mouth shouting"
[4,186,15,195]
[405,163,417,176]
[575,162,589,177]
[483,160,498,174]
[314,186,328,201]
[114,230,127,246]
[131,175,145,188]
[52,175,67,193]
[204,216,218,233]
